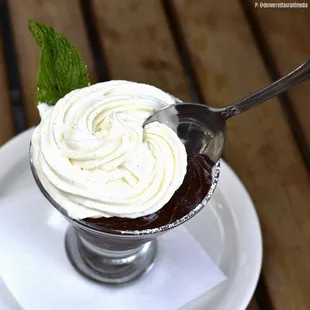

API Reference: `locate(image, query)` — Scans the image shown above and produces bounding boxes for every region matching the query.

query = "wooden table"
[1,1,310,309]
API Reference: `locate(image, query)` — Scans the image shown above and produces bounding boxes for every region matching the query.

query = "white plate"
[0,129,262,310]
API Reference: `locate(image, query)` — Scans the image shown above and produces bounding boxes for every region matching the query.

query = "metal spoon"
[144,59,310,163]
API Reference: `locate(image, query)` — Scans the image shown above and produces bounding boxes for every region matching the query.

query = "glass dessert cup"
[29,100,222,285]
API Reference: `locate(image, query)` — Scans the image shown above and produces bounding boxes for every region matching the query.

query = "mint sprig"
[28,21,90,106]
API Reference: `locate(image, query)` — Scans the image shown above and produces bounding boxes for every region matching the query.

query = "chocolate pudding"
[83,154,214,231]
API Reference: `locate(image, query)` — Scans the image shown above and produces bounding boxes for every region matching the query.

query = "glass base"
[65,226,157,284]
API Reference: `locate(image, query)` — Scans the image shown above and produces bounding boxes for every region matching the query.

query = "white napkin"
[0,190,226,310]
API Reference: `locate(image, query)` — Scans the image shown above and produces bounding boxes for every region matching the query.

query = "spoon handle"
[218,59,310,120]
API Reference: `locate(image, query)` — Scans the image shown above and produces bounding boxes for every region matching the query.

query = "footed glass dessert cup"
[29,103,221,285]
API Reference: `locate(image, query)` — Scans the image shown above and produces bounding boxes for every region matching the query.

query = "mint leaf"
[28,21,90,106]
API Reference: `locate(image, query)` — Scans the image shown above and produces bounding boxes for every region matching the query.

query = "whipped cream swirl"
[31,81,187,219]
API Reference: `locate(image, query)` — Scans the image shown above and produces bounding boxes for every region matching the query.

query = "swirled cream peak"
[31,80,187,219]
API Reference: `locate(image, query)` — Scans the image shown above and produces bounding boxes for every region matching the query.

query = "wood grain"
[91,0,191,102]
[251,1,310,150]
[0,38,14,145]
[172,0,310,309]
[8,0,97,126]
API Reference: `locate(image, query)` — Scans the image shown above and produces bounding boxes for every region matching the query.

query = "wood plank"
[251,1,310,150]
[172,1,310,309]
[91,0,191,102]
[0,38,14,145]
[247,298,260,310]
[8,0,97,127]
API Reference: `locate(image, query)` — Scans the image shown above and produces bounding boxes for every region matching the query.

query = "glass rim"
[29,143,220,236]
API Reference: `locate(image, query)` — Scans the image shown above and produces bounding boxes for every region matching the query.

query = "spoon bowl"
[144,103,226,163]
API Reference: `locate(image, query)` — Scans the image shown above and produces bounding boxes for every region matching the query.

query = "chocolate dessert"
[83,154,214,231]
